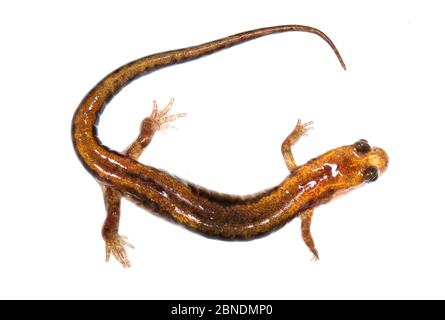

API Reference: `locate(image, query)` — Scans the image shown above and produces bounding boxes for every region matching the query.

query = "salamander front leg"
[101,98,185,267]
[281,119,313,172]
[300,208,319,261]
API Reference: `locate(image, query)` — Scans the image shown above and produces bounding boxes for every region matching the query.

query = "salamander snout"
[367,147,389,178]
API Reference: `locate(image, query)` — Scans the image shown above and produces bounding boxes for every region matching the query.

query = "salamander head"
[317,139,389,192]
[350,138,388,183]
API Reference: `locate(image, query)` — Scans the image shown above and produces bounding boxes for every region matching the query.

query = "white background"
[1,0,444,299]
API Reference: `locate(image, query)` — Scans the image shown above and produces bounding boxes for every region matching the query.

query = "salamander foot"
[146,98,186,131]
[105,235,134,268]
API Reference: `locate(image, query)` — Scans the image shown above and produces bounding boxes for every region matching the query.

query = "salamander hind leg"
[102,186,134,268]
[125,98,186,159]
[281,119,313,172]
[300,208,319,261]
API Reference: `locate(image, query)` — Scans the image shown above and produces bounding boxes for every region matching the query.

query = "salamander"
[72,25,389,268]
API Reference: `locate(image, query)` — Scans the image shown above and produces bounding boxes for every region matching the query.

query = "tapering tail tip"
[336,52,347,70]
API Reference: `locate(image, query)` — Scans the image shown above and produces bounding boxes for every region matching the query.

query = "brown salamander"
[72,25,389,268]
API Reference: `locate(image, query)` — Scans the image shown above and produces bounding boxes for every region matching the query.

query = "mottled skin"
[72,25,389,267]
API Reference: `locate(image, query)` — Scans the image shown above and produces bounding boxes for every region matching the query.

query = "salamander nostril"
[363,166,378,182]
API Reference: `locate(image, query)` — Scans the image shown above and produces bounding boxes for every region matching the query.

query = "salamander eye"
[363,166,378,182]
[354,139,371,153]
